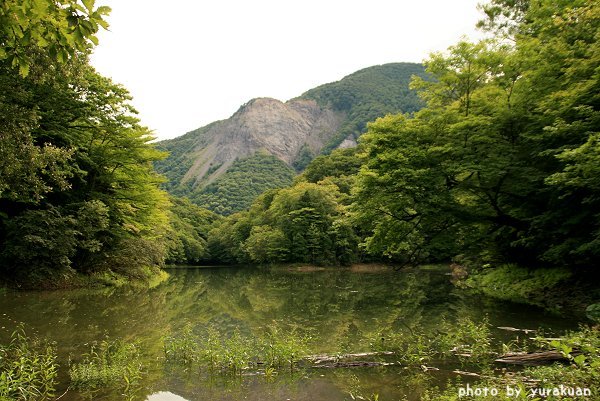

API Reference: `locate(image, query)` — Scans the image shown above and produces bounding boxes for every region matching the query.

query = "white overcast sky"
[90,0,487,140]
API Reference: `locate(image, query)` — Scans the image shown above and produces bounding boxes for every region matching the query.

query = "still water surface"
[0,266,581,400]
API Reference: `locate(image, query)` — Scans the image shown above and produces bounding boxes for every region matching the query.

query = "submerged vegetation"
[3,317,599,401]
[164,323,309,373]
[69,339,143,392]
[0,326,57,401]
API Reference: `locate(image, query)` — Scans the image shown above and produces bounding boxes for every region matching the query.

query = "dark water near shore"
[0,265,582,400]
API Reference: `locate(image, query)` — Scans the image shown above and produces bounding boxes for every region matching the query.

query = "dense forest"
[1,0,599,285]
[298,62,427,152]
[0,1,175,285]
[186,152,296,216]
[202,0,600,271]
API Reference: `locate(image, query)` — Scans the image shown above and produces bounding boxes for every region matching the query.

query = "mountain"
[155,62,427,215]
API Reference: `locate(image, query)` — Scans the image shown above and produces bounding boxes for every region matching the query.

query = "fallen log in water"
[453,370,481,377]
[497,326,536,334]
[495,350,571,366]
[312,361,396,369]
[306,351,395,364]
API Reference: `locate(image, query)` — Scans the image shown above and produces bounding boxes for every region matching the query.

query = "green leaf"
[573,354,586,366]
[82,0,95,13]
[96,18,109,30]
[66,15,78,27]
[18,61,30,77]
[96,5,111,15]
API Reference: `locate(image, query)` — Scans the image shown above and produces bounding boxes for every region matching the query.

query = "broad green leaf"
[18,61,30,77]
[82,0,95,13]
[573,354,586,366]
[96,5,111,15]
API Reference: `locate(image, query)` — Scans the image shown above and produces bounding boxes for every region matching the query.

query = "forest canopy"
[208,0,600,270]
[353,0,600,267]
[0,0,172,284]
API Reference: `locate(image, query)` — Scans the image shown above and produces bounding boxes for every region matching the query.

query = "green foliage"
[163,323,309,373]
[163,322,200,364]
[302,147,363,197]
[0,325,57,401]
[353,0,600,268]
[242,225,289,264]
[586,303,600,323]
[260,325,309,369]
[69,338,142,391]
[435,316,493,363]
[368,316,493,366]
[465,264,572,306]
[190,152,295,216]
[155,63,427,214]
[368,328,433,365]
[0,0,110,76]
[1,201,110,281]
[300,62,427,151]
[0,2,171,284]
[421,326,600,401]
[291,144,314,172]
[208,180,359,265]
[164,196,220,264]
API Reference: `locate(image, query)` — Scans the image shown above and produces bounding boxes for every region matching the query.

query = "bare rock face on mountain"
[155,62,427,214]
[180,97,344,186]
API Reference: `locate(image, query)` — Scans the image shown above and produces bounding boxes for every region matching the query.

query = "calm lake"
[0,266,583,400]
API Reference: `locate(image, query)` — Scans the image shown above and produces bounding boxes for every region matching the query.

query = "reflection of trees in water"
[0,268,454,358]
[0,267,579,401]
[158,268,439,352]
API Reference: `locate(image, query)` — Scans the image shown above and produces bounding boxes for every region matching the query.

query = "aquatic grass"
[367,316,492,365]
[163,324,310,374]
[0,325,58,401]
[69,338,143,391]
[416,326,600,401]
[164,325,253,373]
[367,328,433,365]
[261,325,310,370]
[434,316,493,363]
[221,329,254,373]
[163,322,200,364]
[533,325,600,366]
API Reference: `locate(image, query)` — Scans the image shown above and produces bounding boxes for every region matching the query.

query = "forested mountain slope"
[155,62,426,215]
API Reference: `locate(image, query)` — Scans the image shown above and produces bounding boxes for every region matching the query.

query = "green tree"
[353,0,600,268]
[0,0,110,76]
[243,225,289,264]
[165,196,219,264]
[0,2,172,283]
